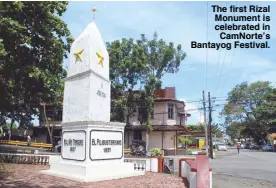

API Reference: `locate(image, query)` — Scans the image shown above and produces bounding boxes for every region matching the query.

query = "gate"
[163,157,174,174]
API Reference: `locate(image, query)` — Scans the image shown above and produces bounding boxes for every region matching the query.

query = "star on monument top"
[74,49,84,63]
[96,51,104,68]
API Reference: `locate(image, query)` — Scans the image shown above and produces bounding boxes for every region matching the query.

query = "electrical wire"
[214,1,228,96]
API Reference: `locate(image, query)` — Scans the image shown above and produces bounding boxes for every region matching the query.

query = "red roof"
[154,87,176,99]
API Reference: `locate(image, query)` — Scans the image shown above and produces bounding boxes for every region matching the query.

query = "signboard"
[62,131,86,161]
[90,130,123,161]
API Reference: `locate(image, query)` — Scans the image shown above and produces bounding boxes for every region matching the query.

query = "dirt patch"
[0,164,186,188]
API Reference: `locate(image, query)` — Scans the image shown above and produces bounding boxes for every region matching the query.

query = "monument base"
[40,121,145,182]
[41,159,144,182]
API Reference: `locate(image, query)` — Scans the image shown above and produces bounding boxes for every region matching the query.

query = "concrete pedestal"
[40,121,145,182]
[41,159,144,182]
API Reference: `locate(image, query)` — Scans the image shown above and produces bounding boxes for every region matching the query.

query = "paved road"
[211,149,276,188]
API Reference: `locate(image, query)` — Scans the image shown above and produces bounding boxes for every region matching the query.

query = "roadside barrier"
[179,153,212,188]
[124,148,131,153]
[0,140,53,149]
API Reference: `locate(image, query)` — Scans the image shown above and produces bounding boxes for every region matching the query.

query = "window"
[180,117,183,125]
[168,103,174,119]
[134,131,142,140]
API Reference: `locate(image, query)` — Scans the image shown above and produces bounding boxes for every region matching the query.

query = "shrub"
[178,136,193,145]
[149,148,162,156]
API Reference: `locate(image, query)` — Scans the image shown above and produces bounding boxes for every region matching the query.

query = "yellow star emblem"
[96,51,104,68]
[74,49,84,63]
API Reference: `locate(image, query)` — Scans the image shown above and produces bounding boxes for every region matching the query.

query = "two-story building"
[124,87,191,155]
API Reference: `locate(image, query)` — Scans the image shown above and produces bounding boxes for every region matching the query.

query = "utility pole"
[202,90,208,154]
[208,92,214,159]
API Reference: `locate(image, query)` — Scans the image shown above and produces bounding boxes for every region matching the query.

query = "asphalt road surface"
[211,149,276,188]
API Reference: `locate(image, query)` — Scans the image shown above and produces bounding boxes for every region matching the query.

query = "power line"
[214,1,228,96]
[208,91,214,159]
[215,1,229,96]
[220,1,242,93]
[202,90,208,154]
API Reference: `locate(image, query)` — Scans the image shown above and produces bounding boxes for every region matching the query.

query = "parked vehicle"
[129,140,150,156]
[262,144,274,152]
[216,143,227,151]
[249,144,259,150]
[244,144,250,149]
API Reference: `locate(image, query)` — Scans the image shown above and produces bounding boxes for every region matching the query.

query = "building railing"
[0,153,162,173]
[0,153,49,165]
[124,158,147,171]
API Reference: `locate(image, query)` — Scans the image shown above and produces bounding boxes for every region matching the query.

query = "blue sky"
[61,1,276,125]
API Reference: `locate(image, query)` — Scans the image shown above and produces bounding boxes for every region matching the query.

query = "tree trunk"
[39,106,45,126]
[42,104,53,144]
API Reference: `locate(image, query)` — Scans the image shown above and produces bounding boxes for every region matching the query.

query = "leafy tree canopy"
[0,2,72,127]
[221,81,276,144]
[107,32,186,129]
[187,123,223,138]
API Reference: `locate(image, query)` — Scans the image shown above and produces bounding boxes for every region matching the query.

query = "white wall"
[148,131,177,150]
[149,132,162,149]
[126,131,176,150]
[163,132,176,150]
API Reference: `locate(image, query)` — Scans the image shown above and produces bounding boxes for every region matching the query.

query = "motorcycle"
[129,140,152,156]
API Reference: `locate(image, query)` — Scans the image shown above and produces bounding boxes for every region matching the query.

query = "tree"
[107,32,186,150]
[138,32,186,130]
[222,81,276,144]
[0,2,72,139]
[107,32,186,124]
[178,136,193,145]
[187,123,224,138]
[107,38,147,124]
[225,122,242,141]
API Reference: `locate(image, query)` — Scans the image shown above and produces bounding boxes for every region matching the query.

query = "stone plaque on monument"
[62,131,86,161]
[40,8,144,182]
[90,130,123,160]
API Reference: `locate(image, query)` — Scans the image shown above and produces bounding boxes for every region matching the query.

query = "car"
[262,144,274,152]
[249,144,259,150]
[244,143,250,149]
[217,143,227,151]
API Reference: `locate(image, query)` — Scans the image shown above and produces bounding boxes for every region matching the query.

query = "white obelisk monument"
[41,8,144,182]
